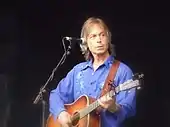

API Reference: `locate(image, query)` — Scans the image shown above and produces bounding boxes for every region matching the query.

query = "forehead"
[87,23,105,35]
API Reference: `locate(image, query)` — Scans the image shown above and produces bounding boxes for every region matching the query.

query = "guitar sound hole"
[72,112,80,126]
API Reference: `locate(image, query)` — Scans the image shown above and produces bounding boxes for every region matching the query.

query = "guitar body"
[46,95,100,127]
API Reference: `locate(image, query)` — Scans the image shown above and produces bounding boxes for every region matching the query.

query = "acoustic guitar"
[46,73,144,127]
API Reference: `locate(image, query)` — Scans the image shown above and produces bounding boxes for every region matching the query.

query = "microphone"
[65,37,85,43]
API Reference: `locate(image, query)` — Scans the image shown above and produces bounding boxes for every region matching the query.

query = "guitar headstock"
[115,73,144,93]
[132,73,144,80]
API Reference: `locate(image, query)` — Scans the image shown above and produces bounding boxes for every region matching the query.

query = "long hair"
[80,17,115,61]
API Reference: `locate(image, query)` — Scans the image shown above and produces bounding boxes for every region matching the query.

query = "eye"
[89,34,97,39]
[100,33,106,37]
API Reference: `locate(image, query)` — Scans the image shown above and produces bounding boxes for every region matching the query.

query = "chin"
[95,51,107,55]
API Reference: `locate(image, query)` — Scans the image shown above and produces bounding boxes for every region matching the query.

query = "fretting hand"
[98,93,119,113]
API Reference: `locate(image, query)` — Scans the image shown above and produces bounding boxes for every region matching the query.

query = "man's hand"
[58,111,72,127]
[98,94,119,113]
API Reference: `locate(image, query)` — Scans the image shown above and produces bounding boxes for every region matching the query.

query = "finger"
[67,117,72,127]
[106,93,113,101]
[67,121,72,127]
[100,96,110,104]
[98,99,106,108]
[62,124,69,127]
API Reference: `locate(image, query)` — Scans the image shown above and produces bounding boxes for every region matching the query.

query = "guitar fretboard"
[77,79,140,119]
[78,90,115,119]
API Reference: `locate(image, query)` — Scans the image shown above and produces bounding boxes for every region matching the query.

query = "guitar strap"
[100,59,120,97]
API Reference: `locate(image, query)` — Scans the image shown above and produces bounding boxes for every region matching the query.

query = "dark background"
[1,0,170,127]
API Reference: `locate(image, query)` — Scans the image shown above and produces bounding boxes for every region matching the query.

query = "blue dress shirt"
[49,56,136,127]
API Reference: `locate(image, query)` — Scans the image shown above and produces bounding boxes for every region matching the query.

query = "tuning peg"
[137,87,141,90]
[133,73,144,80]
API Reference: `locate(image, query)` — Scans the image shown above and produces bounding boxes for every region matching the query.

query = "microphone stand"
[33,39,72,127]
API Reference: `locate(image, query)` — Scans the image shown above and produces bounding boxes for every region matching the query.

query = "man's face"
[87,24,109,56]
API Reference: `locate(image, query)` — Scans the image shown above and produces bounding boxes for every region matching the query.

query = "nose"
[96,35,101,43]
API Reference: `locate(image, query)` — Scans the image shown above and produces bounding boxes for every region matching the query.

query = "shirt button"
[91,81,96,85]
[92,72,94,75]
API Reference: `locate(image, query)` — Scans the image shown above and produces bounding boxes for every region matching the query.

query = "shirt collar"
[81,55,115,70]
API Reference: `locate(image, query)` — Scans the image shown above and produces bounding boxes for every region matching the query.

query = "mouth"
[96,46,103,48]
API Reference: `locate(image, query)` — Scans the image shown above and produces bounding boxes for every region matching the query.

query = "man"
[49,17,136,127]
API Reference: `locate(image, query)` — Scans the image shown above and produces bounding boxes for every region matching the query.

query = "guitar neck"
[78,78,141,119]
[78,99,99,119]
[79,90,115,119]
